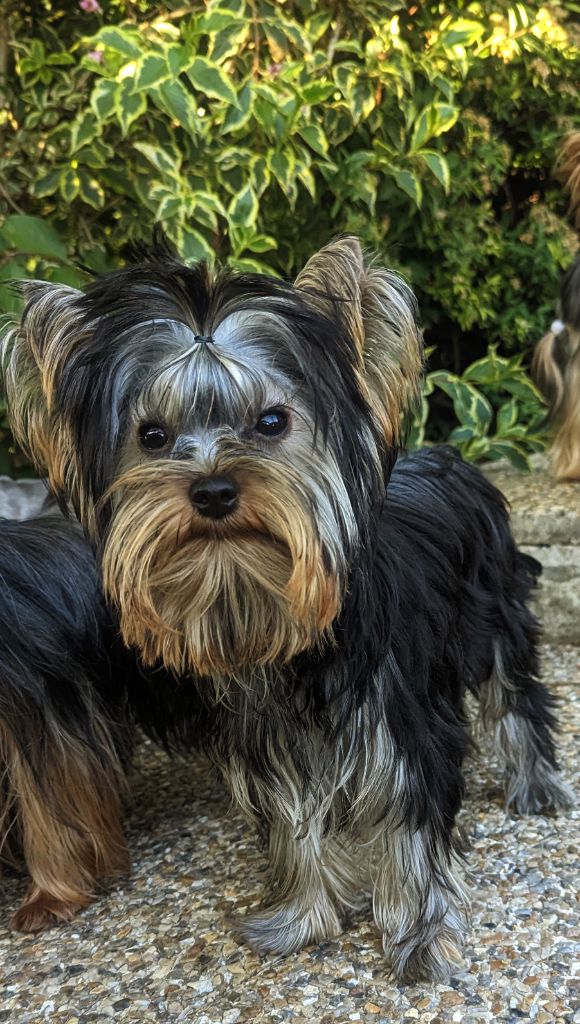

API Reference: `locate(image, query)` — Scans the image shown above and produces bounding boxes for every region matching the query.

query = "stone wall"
[483,458,580,644]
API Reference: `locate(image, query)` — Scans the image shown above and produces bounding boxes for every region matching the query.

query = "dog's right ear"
[1,281,84,491]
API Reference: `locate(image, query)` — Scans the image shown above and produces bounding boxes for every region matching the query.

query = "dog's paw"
[240,898,342,956]
[385,923,464,984]
[11,889,87,933]
[506,763,575,816]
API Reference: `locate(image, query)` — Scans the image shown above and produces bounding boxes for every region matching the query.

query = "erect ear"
[1,281,84,494]
[295,237,423,445]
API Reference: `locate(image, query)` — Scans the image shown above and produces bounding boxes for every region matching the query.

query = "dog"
[1,234,572,981]
[0,515,131,930]
[533,132,580,480]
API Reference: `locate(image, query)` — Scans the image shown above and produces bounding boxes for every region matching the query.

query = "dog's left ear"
[294,236,423,444]
[1,281,86,504]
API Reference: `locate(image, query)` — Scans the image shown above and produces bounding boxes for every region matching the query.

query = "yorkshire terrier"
[533,132,580,480]
[1,234,572,981]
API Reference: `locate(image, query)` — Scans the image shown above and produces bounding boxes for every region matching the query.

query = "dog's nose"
[190,475,239,519]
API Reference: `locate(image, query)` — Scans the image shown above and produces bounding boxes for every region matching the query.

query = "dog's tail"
[532,257,580,479]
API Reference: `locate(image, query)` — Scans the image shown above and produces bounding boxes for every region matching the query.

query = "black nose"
[190,475,239,519]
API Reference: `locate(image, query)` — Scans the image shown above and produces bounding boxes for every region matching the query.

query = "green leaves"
[0,215,68,260]
[91,79,118,122]
[132,54,171,92]
[116,79,147,136]
[408,351,547,470]
[2,0,575,477]
[151,81,199,136]
[70,112,100,153]
[393,168,423,207]
[419,150,450,193]
[93,26,142,59]
[411,103,459,152]
[185,57,238,107]
[228,183,258,229]
[438,19,485,49]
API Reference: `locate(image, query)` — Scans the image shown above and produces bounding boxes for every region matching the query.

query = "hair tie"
[193,334,215,344]
[550,319,565,335]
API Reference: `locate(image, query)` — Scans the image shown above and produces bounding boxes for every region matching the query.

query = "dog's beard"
[101,461,342,677]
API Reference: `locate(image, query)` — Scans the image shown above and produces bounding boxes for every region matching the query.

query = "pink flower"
[79,0,102,12]
[88,50,104,63]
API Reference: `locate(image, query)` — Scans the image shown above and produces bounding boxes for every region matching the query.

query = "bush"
[1,0,578,473]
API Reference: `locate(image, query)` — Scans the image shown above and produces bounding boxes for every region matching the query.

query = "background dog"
[533,132,580,480]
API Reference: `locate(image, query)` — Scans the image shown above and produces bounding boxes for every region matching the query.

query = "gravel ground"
[0,644,577,1024]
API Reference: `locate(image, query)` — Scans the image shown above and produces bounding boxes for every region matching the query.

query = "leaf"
[70,111,100,154]
[153,81,200,137]
[32,168,64,198]
[411,103,458,151]
[393,168,423,207]
[488,442,531,472]
[1,215,68,259]
[78,170,106,209]
[45,52,75,67]
[185,57,238,107]
[190,191,226,230]
[449,425,476,442]
[78,138,115,169]
[209,22,249,63]
[156,194,183,220]
[228,182,258,228]
[250,155,271,197]
[221,81,253,134]
[496,398,519,434]
[269,150,297,203]
[132,54,171,92]
[420,150,450,193]
[179,225,214,262]
[429,371,493,430]
[59,168,81,204]
[91,79,119,122]
[300,81,335,105]
[296,163,316,200]
[93,26,142,59]
[46,265,88,288]
[115,79,147,136]
[439,19,484,48]
[245,234,277,253]
[166,44,191,78]
[298,124,328,157]
[199,7,247,32]
[133,142,182,177]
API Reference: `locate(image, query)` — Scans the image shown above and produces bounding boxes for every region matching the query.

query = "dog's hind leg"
[1,719,129,932]
[478,615,573,815]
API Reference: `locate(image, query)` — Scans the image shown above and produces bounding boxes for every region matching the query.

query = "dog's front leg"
[372,815,469,983]
[227,753,350,955]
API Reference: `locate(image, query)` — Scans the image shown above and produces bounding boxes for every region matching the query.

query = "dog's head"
[2,235,422,676]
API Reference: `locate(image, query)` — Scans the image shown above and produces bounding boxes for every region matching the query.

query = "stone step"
[483,456,580,644]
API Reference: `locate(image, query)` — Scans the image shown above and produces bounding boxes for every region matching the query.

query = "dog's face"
[2,236,422,676]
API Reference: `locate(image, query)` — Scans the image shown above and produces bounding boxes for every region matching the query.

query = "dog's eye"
[254,409,289,438]
[139,424,170,451]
